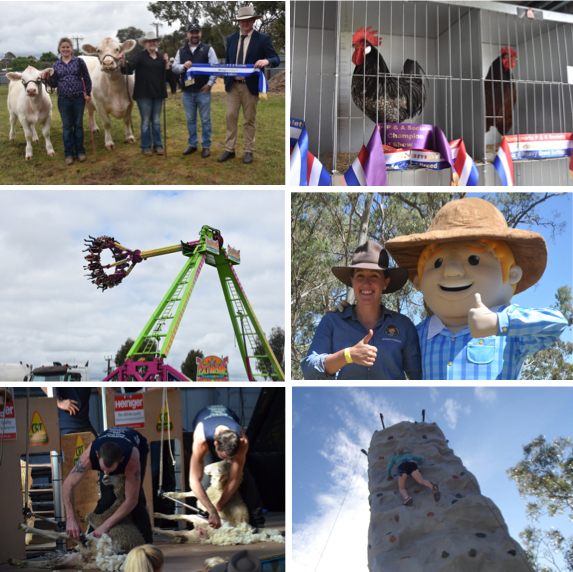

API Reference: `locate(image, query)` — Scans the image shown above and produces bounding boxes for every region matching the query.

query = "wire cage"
[290,0,573,185]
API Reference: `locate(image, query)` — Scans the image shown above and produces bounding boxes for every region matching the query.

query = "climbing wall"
[367,421,531,572]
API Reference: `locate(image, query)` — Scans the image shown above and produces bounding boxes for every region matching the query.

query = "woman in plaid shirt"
[43,37,91,165]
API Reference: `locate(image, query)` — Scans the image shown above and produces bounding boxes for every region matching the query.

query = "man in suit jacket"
[218,5,280,165]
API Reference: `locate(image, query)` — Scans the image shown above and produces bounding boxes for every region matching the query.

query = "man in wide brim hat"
[384,197,567,381]
[385,197,547,295]
[232,6,262,20]
[217,4,280,165]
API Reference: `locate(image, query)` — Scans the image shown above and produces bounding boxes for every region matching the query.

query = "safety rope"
[0,387,11,467]
[158,388,175,494]
[25,388,30,510]
[314,448,362,572]
[159,387,165,493]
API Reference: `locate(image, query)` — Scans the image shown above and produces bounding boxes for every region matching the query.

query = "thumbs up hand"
[468,293,499,338]
[351,330,378,366]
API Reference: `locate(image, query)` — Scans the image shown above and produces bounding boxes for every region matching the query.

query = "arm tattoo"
[133,470,141,483]
[71,457,88,475]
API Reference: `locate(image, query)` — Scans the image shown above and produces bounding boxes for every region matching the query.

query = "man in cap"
[218,5,280,165]
[385,197,567,380]
[172,23,218,158]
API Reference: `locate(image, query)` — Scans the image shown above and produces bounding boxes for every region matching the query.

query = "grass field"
[0,86,285,185]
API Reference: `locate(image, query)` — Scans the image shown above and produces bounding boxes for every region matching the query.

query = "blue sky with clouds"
[292,387,573,572]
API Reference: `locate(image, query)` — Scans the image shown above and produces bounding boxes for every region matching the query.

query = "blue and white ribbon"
[184,64,268,97]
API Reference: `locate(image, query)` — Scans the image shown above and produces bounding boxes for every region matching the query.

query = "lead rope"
[124,54,135,141]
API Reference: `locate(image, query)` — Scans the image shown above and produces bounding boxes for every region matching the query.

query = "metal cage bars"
[290,0,573,185]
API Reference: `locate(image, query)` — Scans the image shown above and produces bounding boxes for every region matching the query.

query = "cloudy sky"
[293,387,573,572]
[0,190,285,380]
[0,2,183,59]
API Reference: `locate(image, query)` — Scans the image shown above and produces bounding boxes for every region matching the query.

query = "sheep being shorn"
[155,462,284,547]
[162,461,249,523]
[9,475,145,571]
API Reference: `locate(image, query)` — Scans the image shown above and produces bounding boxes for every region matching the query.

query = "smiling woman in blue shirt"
[301,241,423,380]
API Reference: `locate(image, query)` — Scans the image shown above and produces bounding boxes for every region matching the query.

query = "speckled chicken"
[351,26,428,124]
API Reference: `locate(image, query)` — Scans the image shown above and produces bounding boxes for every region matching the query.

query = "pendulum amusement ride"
[83,225,284,381]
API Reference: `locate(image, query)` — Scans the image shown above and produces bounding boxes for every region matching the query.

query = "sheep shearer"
[191,405,265,529]
[62,425,152,543]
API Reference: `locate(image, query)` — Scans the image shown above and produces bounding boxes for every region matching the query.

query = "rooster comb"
[352,26,382,46]
[501,46,517,58]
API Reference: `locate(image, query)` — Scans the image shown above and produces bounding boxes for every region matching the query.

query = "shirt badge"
[386,325,399,338]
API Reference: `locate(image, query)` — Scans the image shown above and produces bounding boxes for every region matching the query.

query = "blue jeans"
[182,90,212,148]
[136,98,163,151]
[58,95,86,157]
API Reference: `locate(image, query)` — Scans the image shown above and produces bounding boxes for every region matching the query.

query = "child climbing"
[386,446,440,506]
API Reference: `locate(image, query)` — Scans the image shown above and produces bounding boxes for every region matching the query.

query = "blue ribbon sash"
[184,63,268,97]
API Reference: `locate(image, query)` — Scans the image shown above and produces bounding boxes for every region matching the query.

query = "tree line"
[112,326,284,381]
[4,1,284,71]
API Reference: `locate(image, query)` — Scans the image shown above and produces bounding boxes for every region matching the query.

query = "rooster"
[484,46,517,135]
[351,26,428,124]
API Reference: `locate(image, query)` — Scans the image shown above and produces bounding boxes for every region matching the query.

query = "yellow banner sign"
[29,411,49,446]
[156,403,173,432]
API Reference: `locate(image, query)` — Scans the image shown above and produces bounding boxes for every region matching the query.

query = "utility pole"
[104,355,113,377]
[150,21,164,40]
[71,35,84,54]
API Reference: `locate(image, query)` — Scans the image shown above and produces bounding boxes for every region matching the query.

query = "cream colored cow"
[7,66,55,160]
[81,38,136,150]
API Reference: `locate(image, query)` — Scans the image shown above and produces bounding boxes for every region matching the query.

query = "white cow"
[81,38,136,150]
[7,66,55,160]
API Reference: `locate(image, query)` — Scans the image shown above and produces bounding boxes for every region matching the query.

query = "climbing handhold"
[469,549,477,558]
[427,512,435,517]
[422,435,427,439]
[395,515,399,522]
[439,442,445,446]
[441,551,449,558]
[452,500,458,504]
[455,494,463,498]
[378,456,385,460]
[368,545,371,550]
[476,533,486,538]
[377,493,383,497]
[453,475,459,479]
[508,550,517,556]
[390,536,397,543]
[388,436,394,440]
[460,471,465,476]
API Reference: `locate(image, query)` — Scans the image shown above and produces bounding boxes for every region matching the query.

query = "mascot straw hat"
[385,198,547,295]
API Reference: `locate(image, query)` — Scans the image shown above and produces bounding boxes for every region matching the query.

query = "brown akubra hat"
[385,198,547,295]
[331,240,409,294]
